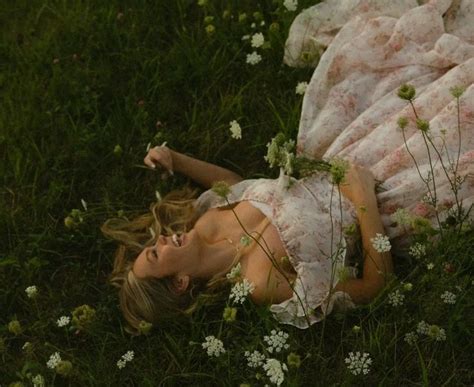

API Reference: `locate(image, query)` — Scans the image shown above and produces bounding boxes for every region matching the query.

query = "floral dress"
[196,0,474,329]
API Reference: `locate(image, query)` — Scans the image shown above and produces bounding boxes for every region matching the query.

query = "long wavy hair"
[101,186,241,335]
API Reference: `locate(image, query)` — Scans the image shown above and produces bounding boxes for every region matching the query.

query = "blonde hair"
[101,186,241,335]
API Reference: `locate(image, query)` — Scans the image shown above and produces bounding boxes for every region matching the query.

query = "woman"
[102,0,474,333]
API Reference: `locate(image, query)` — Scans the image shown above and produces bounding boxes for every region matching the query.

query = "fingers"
[143,145,174,175]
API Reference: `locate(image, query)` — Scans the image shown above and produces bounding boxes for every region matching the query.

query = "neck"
[193,237,239,280]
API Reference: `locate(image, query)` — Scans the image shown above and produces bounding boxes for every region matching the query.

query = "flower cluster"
[117,350,135,369]
[408,242,426,259]
[264,133,296,176]
[56,316,71,327]
[283,0,298,12]
[416,320,446,341]
[229,120,242,139]
[370,233,392,253]
[404,331,418,346]
[202,335,226,358]
[47,352,62,369]
[229,278,255,304]
[391,208,413,226]
[251,32,264,48]
[264,329,290,353]
[246,51,262,65]
[226,262,242,280]
[263,358,288,386]
[344,351,373,375]
[244,350,266,368]
[25,285,38,299]
[295,81,308,95]
[387,290,405,307]
[440,291,456,304]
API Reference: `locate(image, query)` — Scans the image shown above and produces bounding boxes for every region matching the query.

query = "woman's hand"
[339,163,376,205]
[144,144,174,175]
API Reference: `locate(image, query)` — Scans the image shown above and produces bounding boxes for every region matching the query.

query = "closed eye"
[151,248,158,259]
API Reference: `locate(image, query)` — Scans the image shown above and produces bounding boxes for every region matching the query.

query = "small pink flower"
[412,202,432,218]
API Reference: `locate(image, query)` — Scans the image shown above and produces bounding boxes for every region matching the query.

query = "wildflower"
[211,181,231,198]
[246,51,262,65]
[330,157,349,185]
[387,290,405,307]
[117,359,127,369]
[397,84,416,100]
[408,242,426,259]
[427,325,446,341]
[251,32,265,48]
[450,85,465,98]
[55,360,73,376]
[241,34,250,41]
[440,291,456,304]
[416,118,430,133]
[416,320,430,335]
[229,120,242,139]
[205,24,215,35]
[223,307,237,322]
[204,16,214,24]
[397,116,409,129]
[404,331,418,346]
[72,304,96,330]
[370,233,392,253]
[122,350,135,362]
[202,335,226,357]
[47,352,62,369]
[295,81,308,95]
[238,13,247,23]
[56,316,71,327]
[138,320,153,335]
[391,208,413,226]
[260,20,266,26]
[344,351,372,376]
[263,358,288,386]
[240,235,251,246]
[226,263,242,280]
[426,262,434,270]
[263,329,290,353]
[229,279,255,304]
[402,282,413,292]
[8,320,22,335]
[32,374,45,387]
[287,352,301,368]
[25,285,38,299]
[244,350,266,368]
[283,0,298,12]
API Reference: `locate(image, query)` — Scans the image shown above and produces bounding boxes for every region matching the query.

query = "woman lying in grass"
[101,0,474,334]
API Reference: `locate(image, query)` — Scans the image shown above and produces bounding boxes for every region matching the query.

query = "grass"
[1,0,473,386]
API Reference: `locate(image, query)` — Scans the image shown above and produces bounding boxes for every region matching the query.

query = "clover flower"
[25,285,38,299]
[226,263,242,280]
[440,291,456,304]
[283,0,298,12]
[56,316,71,327]
[408,242,426,259]
[244,350,266,368]
[251,33,265,48]
[263,358,288,386]
[344,351,372,375]
[246,51,262,65]
[404,331,418,346]
[47,352,62,369]
[295,81,308,95]
[387,290,405,307]
[370,233,391,253]
[229,120,242,139]
[263,329,290,353]
[229,279,255,304]
[202,335,226,357]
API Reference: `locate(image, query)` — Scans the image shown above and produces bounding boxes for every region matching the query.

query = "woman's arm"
[334,165,394,304]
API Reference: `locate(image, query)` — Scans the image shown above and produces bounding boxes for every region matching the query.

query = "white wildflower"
[263,358,288,386]
[47,352,62,369]
[32,374,45,387]
[283,0,298,12]
[229,120,242,139]
[264,329,290,354]
[408,242,426,259]
[229,278,255,304]
[416,321,430,335]
[226,262,242,280]
[246,51,262,65]
[244,350,266,368]
[426,262,434,270]
[122,350,135,362]
[404,331,418,346]
[25,285,38,299]
[391,208,413,226]
[427,325,446,341]
[241,34,250,41]
[202,335,226,358]
[116,359,127,369]
[56,316,71,327]
[387,290,405,307]
[440,291,456,304]
[295,81,308,95]
[81,199,88,211]
[370,233,391,253]
[344,351,372,376]
[251,32,265,48]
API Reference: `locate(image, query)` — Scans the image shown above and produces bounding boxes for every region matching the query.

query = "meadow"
[1,0,473,386]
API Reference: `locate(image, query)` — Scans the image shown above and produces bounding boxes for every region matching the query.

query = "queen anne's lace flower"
[440,291,456,304]
[117,350,135,369]
[244,350,266,368]
[264,329,290,353]
[295,81,308,95]
[226,263,241,280]
[229,120,242,139]
[116,359,127,369]
[404,331,418,346]
[387,290,405,307]
[202,335,226,357]
[283,0,298,12]
[246,51,262,65]
[344,351,372,375]
[229,279,255,304]
[426,262,434,270]
[25,285,38,299]
[263,358,288,386]
[56,316,71,327]
[427,325,446,341]
[409,242,426,259]
[416,320,430,335]
[391,208,413,226]
[251,32,265,48]
[370,233,391,253]
[47,352,62,369]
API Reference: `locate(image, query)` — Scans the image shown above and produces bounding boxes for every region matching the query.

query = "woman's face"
[132,229,201,279]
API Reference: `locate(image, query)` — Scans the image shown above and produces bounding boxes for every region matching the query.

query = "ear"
[169,275,190,295]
